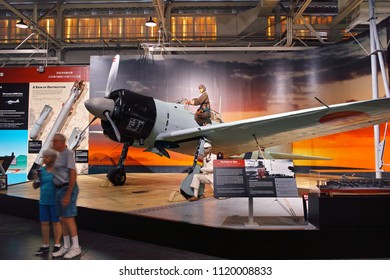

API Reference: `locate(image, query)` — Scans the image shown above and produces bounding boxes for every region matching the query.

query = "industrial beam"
[292,0,312,22]
[330,0,363,26]
[37,3,60,22]
[0,49,47,54]
[152,0,168,40]
[147,46,315,52]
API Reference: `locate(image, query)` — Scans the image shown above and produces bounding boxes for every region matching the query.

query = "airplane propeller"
[104,111,121,142]
[85,54,163,186]
[104,54,121,142]
[85,54,129,185]
[105,54,120,98]
[85,54,122,142]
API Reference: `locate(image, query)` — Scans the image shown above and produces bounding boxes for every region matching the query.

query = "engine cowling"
[101,89,157,143]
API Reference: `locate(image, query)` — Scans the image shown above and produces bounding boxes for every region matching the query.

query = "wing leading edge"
[155,98,390,157]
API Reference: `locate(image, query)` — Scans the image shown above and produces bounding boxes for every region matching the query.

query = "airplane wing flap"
[156,98,390,156]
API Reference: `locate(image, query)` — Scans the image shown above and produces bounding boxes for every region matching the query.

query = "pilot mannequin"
[186,84,211,126]
[188,142,217,201]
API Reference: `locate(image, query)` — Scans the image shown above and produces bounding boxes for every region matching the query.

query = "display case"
[309,170,390,196]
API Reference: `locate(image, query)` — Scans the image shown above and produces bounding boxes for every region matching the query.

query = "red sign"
[0,66,89,83]
[213,159,245,168]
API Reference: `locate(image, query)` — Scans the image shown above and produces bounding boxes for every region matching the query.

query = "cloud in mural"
[231,70,254,81]
[89,26,383,116]
[126,80,150,93]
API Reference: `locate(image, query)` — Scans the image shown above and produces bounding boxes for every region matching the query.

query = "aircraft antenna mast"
[369,0,390,178]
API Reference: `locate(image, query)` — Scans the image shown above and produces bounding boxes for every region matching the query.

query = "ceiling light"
[15,19,28,29]
[145,17,156,27]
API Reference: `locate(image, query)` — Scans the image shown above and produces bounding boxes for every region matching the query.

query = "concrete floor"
[130,196,313,230]
[0,213,223,260]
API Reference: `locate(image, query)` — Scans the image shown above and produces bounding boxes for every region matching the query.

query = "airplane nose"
[85,97,115,120]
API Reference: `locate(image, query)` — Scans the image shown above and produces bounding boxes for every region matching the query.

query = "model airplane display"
[85,54,390,186]
[6,99,19,105]
[318,178,390,195]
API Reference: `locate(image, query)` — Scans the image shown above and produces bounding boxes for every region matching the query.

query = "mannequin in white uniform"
[188,142,217,201]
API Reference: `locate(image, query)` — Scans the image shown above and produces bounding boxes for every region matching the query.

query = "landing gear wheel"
[107,166,126,186]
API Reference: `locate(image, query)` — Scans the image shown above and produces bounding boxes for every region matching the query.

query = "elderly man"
[188,141,217,201]
[51,133,81,259]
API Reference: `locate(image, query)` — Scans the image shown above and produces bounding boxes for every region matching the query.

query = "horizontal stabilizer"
[230,150,331,160]
[267,152,331,160]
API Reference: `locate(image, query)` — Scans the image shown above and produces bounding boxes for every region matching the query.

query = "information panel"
[0,83,29,129]
[214,159,298,198]
[214,160,247,197]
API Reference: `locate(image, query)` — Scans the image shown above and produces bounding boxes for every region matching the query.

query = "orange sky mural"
[294,125,390,171]
[88,133,192,167]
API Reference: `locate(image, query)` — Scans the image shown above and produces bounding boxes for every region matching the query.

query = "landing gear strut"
[180,138,206,198]
[107,142,130,186]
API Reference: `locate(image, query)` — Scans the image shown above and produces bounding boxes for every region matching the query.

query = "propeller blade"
[104,111,121,142]
[105,54,120,98]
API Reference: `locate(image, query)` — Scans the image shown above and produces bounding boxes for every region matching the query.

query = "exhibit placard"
[28,140,42,154]
[214,159,297,198]
[214,160,247,197]
[75,149,88,163]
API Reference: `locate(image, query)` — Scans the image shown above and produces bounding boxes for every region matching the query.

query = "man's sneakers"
[52,246,69,258]
[34,246,50,255]
[52,246,81,259]
[63,247,82,259]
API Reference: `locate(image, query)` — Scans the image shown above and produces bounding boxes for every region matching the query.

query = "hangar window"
[0,18,55,44]
[123,17,157,38]
[40,18,56,37]
[267,15,334,41]
[171,16,217,41]
[65,18,100,43]
[64,16,157,43]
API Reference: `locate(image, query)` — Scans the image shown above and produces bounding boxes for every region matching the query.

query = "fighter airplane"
[85,54,390,187]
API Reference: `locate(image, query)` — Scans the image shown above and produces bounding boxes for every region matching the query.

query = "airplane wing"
[155,98,390,157]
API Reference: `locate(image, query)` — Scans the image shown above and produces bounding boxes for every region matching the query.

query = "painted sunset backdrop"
[88,26,390,173]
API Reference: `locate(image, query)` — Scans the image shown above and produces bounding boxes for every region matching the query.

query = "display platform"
[308,193,390,229]
[1,173,390,259]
